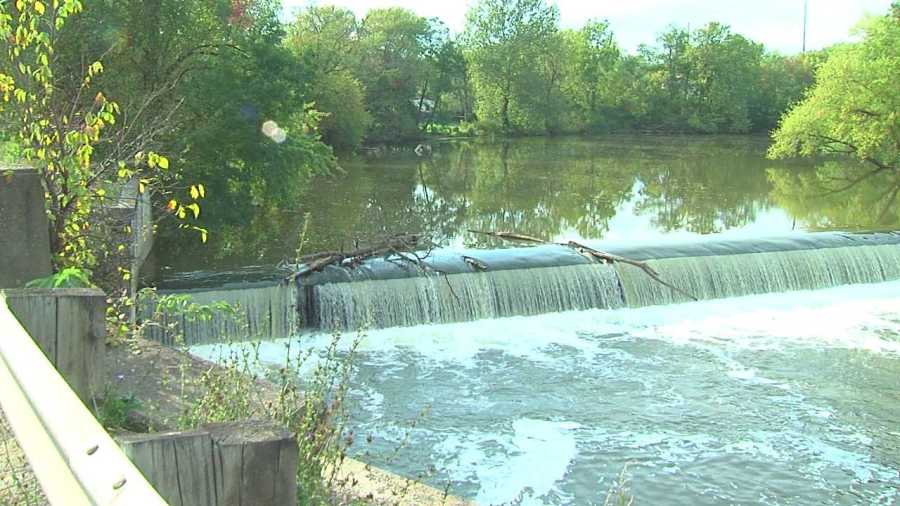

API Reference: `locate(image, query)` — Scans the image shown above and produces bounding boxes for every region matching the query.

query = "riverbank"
[1,337,471,506]
[104,338,473,506]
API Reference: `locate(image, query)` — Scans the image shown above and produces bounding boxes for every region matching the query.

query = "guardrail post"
[3,288,106,402]
[118,420,298,506]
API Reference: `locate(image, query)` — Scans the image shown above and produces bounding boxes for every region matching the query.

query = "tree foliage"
[280,0,824,143]
[49,0,337,241]
[769,12,900,172]
[286,6,371,150]
[463,0,559,133]
[0,0,204,277]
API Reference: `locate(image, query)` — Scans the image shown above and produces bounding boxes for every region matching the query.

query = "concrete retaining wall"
[0,166,51,288]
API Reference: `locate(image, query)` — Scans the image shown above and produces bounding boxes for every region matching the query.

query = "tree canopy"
[769,11,900,172]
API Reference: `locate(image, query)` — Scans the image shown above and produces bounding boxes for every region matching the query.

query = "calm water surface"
[154,134,899,276]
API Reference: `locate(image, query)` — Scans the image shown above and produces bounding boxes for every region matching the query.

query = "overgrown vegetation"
[769,7,899,172]
[286,0,821,144]
[768,4,900,229]
[0,0,206,284]
[104,289,362,504]
[174,337,359,504]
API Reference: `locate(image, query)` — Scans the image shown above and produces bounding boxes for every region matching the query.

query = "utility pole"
[802,0,809,53]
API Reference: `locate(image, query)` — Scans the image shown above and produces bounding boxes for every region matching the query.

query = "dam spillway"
[146,232,900,343]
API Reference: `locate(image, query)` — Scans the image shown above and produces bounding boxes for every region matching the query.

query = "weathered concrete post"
[118,420,299,506]
[0,166,52,288]
[2,288,106,402]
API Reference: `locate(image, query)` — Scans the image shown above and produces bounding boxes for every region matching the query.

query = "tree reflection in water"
[769,161,900,231]
[151,136,886,279]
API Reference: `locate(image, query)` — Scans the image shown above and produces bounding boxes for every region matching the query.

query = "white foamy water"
[192,280,900,505]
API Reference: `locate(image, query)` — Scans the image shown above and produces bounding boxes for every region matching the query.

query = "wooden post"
[118,421,298,506]
[2,288,106,402]
[117,429,217,506]
[0,293,166,505]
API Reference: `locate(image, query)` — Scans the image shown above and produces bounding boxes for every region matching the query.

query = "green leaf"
[25,268,94,289]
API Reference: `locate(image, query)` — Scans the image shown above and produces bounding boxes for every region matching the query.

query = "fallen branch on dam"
[288,233,426,278]
[468,230,698,301]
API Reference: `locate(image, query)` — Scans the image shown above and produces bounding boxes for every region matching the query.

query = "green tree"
[429,37,473,125]
[640,23,765,133]
[0,0,203,276]
[356,7,433,142]
[750,53,816,131]
[463,0,559,134]
[561,21,622,131]
[57,0,335,230]
[286,6,371,150]
[769,11,899,172]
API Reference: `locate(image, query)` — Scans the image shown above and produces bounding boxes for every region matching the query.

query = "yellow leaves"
[89,61,103,76]
[138,178,149,194]
[116,161,133,180]
[34,1,46,15]
[16,1,25,12]
[182,225,209,244]
[168,191,202,221]
[147,152,169,170]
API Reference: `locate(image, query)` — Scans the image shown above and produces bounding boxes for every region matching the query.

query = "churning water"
[193,280,900,505]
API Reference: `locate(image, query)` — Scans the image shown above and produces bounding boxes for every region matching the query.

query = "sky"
[281,0,894,54]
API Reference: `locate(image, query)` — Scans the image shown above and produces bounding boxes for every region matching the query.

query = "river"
[180,135,900,505]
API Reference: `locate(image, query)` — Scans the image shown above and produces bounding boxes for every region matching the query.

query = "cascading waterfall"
[616,244,900,307]
[142,283,296,345]
[144,234,900,339]
[312,263,624,331]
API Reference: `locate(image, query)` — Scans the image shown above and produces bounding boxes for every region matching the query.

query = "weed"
[93,393,144,432]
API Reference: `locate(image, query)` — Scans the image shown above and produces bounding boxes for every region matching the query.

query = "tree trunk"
[501,94,510,132]
[416,79,429,128]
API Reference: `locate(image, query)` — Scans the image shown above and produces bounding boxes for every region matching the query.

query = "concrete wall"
[0,167,51,288]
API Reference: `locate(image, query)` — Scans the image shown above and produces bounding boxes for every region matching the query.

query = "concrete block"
[0,166,52,288]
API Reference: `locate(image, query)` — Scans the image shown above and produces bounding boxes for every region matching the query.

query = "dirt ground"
[105,338,472,506]
[0,413,46,506]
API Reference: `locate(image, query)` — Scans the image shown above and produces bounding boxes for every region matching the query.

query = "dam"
[148,231,900,343]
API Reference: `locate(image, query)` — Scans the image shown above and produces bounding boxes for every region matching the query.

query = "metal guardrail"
[0,293,166,505]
